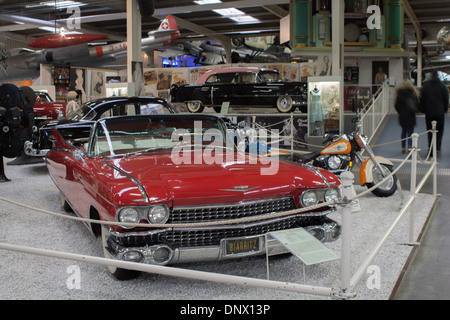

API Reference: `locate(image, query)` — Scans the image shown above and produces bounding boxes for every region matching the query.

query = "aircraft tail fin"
[148,15,179,41]
[158,15,178,32]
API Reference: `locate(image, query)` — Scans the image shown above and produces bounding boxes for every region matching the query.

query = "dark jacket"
[395,87,419,128]
[420,78,449,118]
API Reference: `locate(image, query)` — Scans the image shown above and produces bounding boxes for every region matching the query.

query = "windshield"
[89,115,230,157]
[66,99,172,122]
[258,71,281,82]
[66,101,97,121]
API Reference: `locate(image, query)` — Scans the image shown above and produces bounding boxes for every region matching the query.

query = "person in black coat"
[394,79,420,153]
[419,71,449,154]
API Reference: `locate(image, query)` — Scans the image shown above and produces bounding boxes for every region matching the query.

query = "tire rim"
[187,101,201,112]
[372,165,394,191]
[278,96,292,111]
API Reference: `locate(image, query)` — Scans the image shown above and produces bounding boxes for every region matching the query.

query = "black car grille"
[168,197,295,223]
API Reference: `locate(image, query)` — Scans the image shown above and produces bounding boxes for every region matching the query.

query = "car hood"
[101,152,340,207]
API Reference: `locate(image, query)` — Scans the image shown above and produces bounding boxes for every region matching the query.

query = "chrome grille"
[169,197,295,223]
[114,215,325,248]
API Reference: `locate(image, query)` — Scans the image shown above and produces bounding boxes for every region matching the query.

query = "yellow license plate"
[224,236,262,256]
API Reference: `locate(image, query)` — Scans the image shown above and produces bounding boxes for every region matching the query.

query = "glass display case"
[307,76,342,137]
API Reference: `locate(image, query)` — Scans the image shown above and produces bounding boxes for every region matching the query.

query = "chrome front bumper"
[23,141,49,157]
[103,217,341,266]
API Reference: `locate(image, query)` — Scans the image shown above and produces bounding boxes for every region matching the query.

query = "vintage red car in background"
[46,114,341,280]
[33,91,66,123]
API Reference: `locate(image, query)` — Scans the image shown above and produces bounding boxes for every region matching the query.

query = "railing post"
[409,133,419,242]
[290,113,294,155]
[337,171,356,299]
[432,121,437,197]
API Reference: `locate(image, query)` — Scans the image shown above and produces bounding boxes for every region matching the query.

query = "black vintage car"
[170,67,308,113]
[24,96,175,157]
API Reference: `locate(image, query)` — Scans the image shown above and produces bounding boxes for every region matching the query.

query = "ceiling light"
[194,0,259,24]
[27,1,87,9]
[214,8,259,23]
[194,0,222,4]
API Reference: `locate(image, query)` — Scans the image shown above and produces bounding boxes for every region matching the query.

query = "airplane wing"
[158,48,186,58]
[1,16,179,81]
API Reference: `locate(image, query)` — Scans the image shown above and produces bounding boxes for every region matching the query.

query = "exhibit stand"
[307,76,343,137]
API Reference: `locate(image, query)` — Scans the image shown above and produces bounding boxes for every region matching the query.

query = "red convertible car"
[46,114,341,279]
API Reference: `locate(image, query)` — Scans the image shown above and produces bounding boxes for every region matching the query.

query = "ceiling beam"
[262,5,289,18]
[0,13,126,41]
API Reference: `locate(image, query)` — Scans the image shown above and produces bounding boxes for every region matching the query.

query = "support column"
[127,0,142,95]
[331,0,344,78]
[331,0,344,134]
[387,0,403,50]
[291,0,310,48]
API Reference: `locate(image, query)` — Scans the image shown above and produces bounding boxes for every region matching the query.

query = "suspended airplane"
[0,15,179,82]
[158,36,291,66]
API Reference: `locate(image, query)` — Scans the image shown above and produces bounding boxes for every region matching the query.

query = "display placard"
[268,227,339,266]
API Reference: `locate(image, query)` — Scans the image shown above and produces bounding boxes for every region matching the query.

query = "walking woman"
[394,79,420,153]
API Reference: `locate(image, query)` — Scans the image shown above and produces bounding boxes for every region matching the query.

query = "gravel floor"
[0,158,436,300]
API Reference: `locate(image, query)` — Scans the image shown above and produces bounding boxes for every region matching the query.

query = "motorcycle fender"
[360,156,394,185]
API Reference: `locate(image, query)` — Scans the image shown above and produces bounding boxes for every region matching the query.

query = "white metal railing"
[0,124,439,298]
[359,80,390,144]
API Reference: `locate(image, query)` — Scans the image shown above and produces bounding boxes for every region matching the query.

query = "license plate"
[223,236,262,256]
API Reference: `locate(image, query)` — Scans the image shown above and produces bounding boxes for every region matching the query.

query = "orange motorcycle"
[291,117,397,197]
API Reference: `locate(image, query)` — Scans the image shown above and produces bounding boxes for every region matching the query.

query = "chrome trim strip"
[172,197,292,211]
[102,160,149,203]
[220,185,261,192]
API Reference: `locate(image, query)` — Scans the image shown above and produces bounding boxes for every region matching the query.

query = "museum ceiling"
[0,0,449,68]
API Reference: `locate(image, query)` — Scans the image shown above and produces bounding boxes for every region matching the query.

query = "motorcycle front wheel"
[366,164,397,197]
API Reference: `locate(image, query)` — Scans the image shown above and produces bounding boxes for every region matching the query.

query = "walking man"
[419,71,449,155]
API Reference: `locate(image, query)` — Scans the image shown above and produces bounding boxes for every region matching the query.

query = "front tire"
[366,164,397,197]
[101,226,140,280]
[186,101,204,113]
[276,95,295,113]
[60,193,73,212]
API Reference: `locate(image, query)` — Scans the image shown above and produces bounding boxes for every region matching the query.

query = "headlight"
[324,188,340,202]
[301,190,318,207]
[117,207,139,228]
[327,155,342,170]
[147,205,170,224]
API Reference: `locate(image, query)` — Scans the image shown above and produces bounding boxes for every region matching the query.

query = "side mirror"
[73,149,86,162]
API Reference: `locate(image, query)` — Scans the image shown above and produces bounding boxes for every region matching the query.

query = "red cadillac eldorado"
[46,114,341,280]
